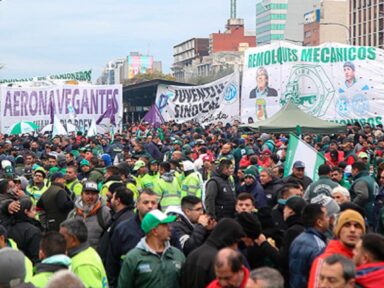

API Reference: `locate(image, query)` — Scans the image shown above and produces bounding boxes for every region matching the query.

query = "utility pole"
[230,0,237,19]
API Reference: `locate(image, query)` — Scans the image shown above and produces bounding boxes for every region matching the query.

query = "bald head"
[215,248,243,273]
[214,248,245,288]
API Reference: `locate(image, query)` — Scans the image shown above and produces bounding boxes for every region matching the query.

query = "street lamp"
[319,22,350,45]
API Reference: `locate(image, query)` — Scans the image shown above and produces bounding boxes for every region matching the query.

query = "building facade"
[350,0,384,48]
[256,0,318,45]
[303,0,349,46]
[172,38,210,82]
[210,19,256,53]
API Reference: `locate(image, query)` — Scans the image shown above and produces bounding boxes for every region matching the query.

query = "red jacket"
[207,266,250,288]
[307,240,353,288]
[356,262,384,288]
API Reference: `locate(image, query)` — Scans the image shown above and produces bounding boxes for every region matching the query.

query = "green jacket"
[118,237,185,288]
[69,244,108,288]
[181,172,202,199]
[138,173,158,191]
[66,179,83,197]
[153,172,181,211]
[350,171,378,225]
[31,254,71,287]
[7,239,33,283]
[88,168,105,184]
[304,176,339,201]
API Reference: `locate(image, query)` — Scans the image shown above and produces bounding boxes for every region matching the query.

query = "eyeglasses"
[189,207,204,212]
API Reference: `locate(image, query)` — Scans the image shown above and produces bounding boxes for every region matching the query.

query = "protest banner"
[284,134,325,182]
[0,84,123,133]
[0,70,92,87]
[155,72,240,125]
[242,41,384,127]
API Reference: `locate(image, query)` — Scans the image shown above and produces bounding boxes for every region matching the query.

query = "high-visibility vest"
[181,172,202,199]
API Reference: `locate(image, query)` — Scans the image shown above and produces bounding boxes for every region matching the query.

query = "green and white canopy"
[9,121,39,135]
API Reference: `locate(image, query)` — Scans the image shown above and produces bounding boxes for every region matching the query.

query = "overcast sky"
[0,0,256,81]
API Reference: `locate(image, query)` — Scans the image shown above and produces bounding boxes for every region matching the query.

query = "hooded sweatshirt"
[356,262,384,288]
[308,240,354,288]
[31,254,71,287]
[181,218,246,288]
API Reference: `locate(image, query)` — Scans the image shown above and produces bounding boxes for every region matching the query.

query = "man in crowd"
[246,267,284,288]
[318,254,356,288]
[37,172,74,232]
[181,218,246,288]
[238,168,268,209]
[65,166,83,197]
[308,209,365,287]
[67,181,111,249]
[304,164,338,201]
[353,233,384,287]
[207,248,250,288]
[205,159,237,220]
[107,189,158,286]
[283,161,313,190]
[259,168,283,208]
[330,167,351,190]
[289,203,329,288]
[167,195,215,256]
[350,161,377,227]
[60,218,108,288]
[31,231,71,287]
[331,186,351,205]
[117,209,185,288]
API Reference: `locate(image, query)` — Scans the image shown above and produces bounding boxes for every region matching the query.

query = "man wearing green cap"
[117,209,185,288]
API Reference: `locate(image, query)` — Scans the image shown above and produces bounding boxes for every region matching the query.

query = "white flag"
[284,134,325,181]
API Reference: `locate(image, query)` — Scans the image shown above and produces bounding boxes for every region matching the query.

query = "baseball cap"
[51,172,65,182]
[133,160,146,171]
[310,194,340,217]
[80,159,90,167]
[293,161,305,169]
[141,209,176,234]
[83,181,99,193]
[358,152,368,159]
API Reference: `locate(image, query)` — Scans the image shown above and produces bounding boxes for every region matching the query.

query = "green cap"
[141,209,176,234]
[80,159,90,167]
[133,160,146,171]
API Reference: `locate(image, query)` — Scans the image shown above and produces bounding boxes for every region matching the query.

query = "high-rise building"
[350,0,384,48]
[256,0,318,45]
[303,0,349,46]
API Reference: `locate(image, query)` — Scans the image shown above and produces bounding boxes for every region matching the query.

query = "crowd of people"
[0,120,383,288]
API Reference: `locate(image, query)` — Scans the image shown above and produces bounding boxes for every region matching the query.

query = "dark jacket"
[271,203,287,231]
[98,206,135,264]
[168,207,209,256]
[350,170,377,226]
[36,183,74,231]
[181,218,245,288]
[289,228,327,288]
[145,141,163,162]
[107,213,144,287]
[262,177,284,207]
[3,214,42,264]
[259,214,305,284]
[283,174,313,190]
[239,181,268,209]
[205,171,236,220]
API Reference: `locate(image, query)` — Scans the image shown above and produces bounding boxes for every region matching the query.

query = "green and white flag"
[284,134,325,181]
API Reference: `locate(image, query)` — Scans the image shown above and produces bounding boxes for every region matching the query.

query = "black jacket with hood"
[180,218,245,288]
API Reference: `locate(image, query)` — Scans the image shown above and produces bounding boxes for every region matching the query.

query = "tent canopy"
[240,102,346,134]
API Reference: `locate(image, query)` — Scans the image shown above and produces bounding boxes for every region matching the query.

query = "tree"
[122,71,175,85]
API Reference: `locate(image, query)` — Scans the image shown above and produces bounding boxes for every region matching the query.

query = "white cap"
[182,161,195,172]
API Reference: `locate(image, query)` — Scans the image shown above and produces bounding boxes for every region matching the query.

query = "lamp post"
[319,22,351,45]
